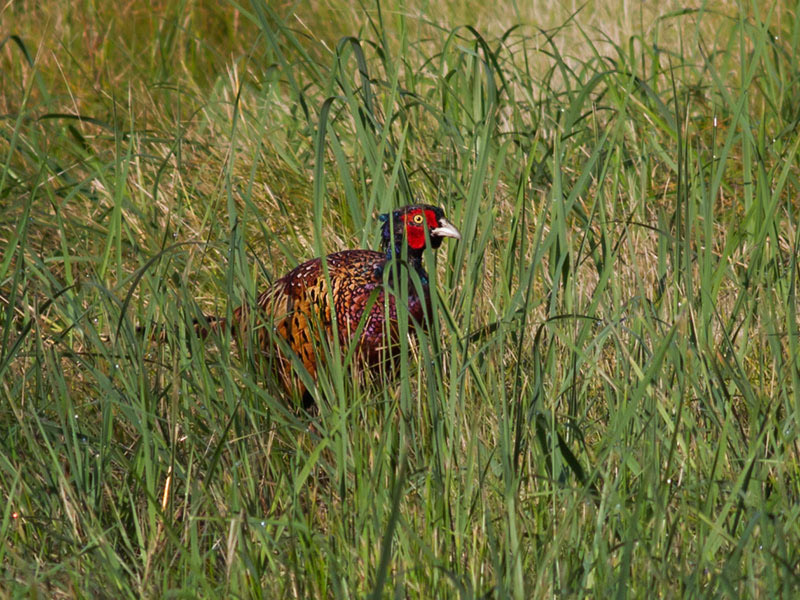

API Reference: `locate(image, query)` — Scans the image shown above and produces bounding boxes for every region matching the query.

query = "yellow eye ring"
[412,213,425,224]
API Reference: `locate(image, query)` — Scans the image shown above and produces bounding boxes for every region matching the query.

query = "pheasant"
[204,204,461,403]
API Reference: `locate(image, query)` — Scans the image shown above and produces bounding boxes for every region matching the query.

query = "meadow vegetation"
[2,0,800,596]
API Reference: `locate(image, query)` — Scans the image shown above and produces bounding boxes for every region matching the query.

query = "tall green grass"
[2,0,800,597]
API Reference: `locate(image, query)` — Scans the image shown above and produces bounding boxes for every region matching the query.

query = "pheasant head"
[379,204,461,261]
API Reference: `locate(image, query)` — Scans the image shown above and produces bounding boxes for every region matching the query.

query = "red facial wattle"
[405,209,438,249]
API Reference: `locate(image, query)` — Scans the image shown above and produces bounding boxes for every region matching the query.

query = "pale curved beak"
[431,218,461,240]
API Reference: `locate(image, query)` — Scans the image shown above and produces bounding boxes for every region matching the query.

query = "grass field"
[2,0,800,597]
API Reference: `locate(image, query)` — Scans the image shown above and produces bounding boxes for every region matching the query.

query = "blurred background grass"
[2,0,800,597]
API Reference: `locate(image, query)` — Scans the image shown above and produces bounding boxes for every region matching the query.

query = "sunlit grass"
[2,0,800,597]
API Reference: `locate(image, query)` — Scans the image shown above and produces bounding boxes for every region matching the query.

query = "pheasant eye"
[412,213,425,224]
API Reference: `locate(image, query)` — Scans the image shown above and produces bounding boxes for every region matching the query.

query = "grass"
[2,0,800,597]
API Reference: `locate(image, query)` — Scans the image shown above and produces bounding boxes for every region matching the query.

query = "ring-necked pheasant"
[203,204,461,402]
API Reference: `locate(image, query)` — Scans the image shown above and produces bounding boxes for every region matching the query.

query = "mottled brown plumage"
[206,205,460,401]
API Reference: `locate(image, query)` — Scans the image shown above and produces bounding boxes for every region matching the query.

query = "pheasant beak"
[431,218,461,241]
